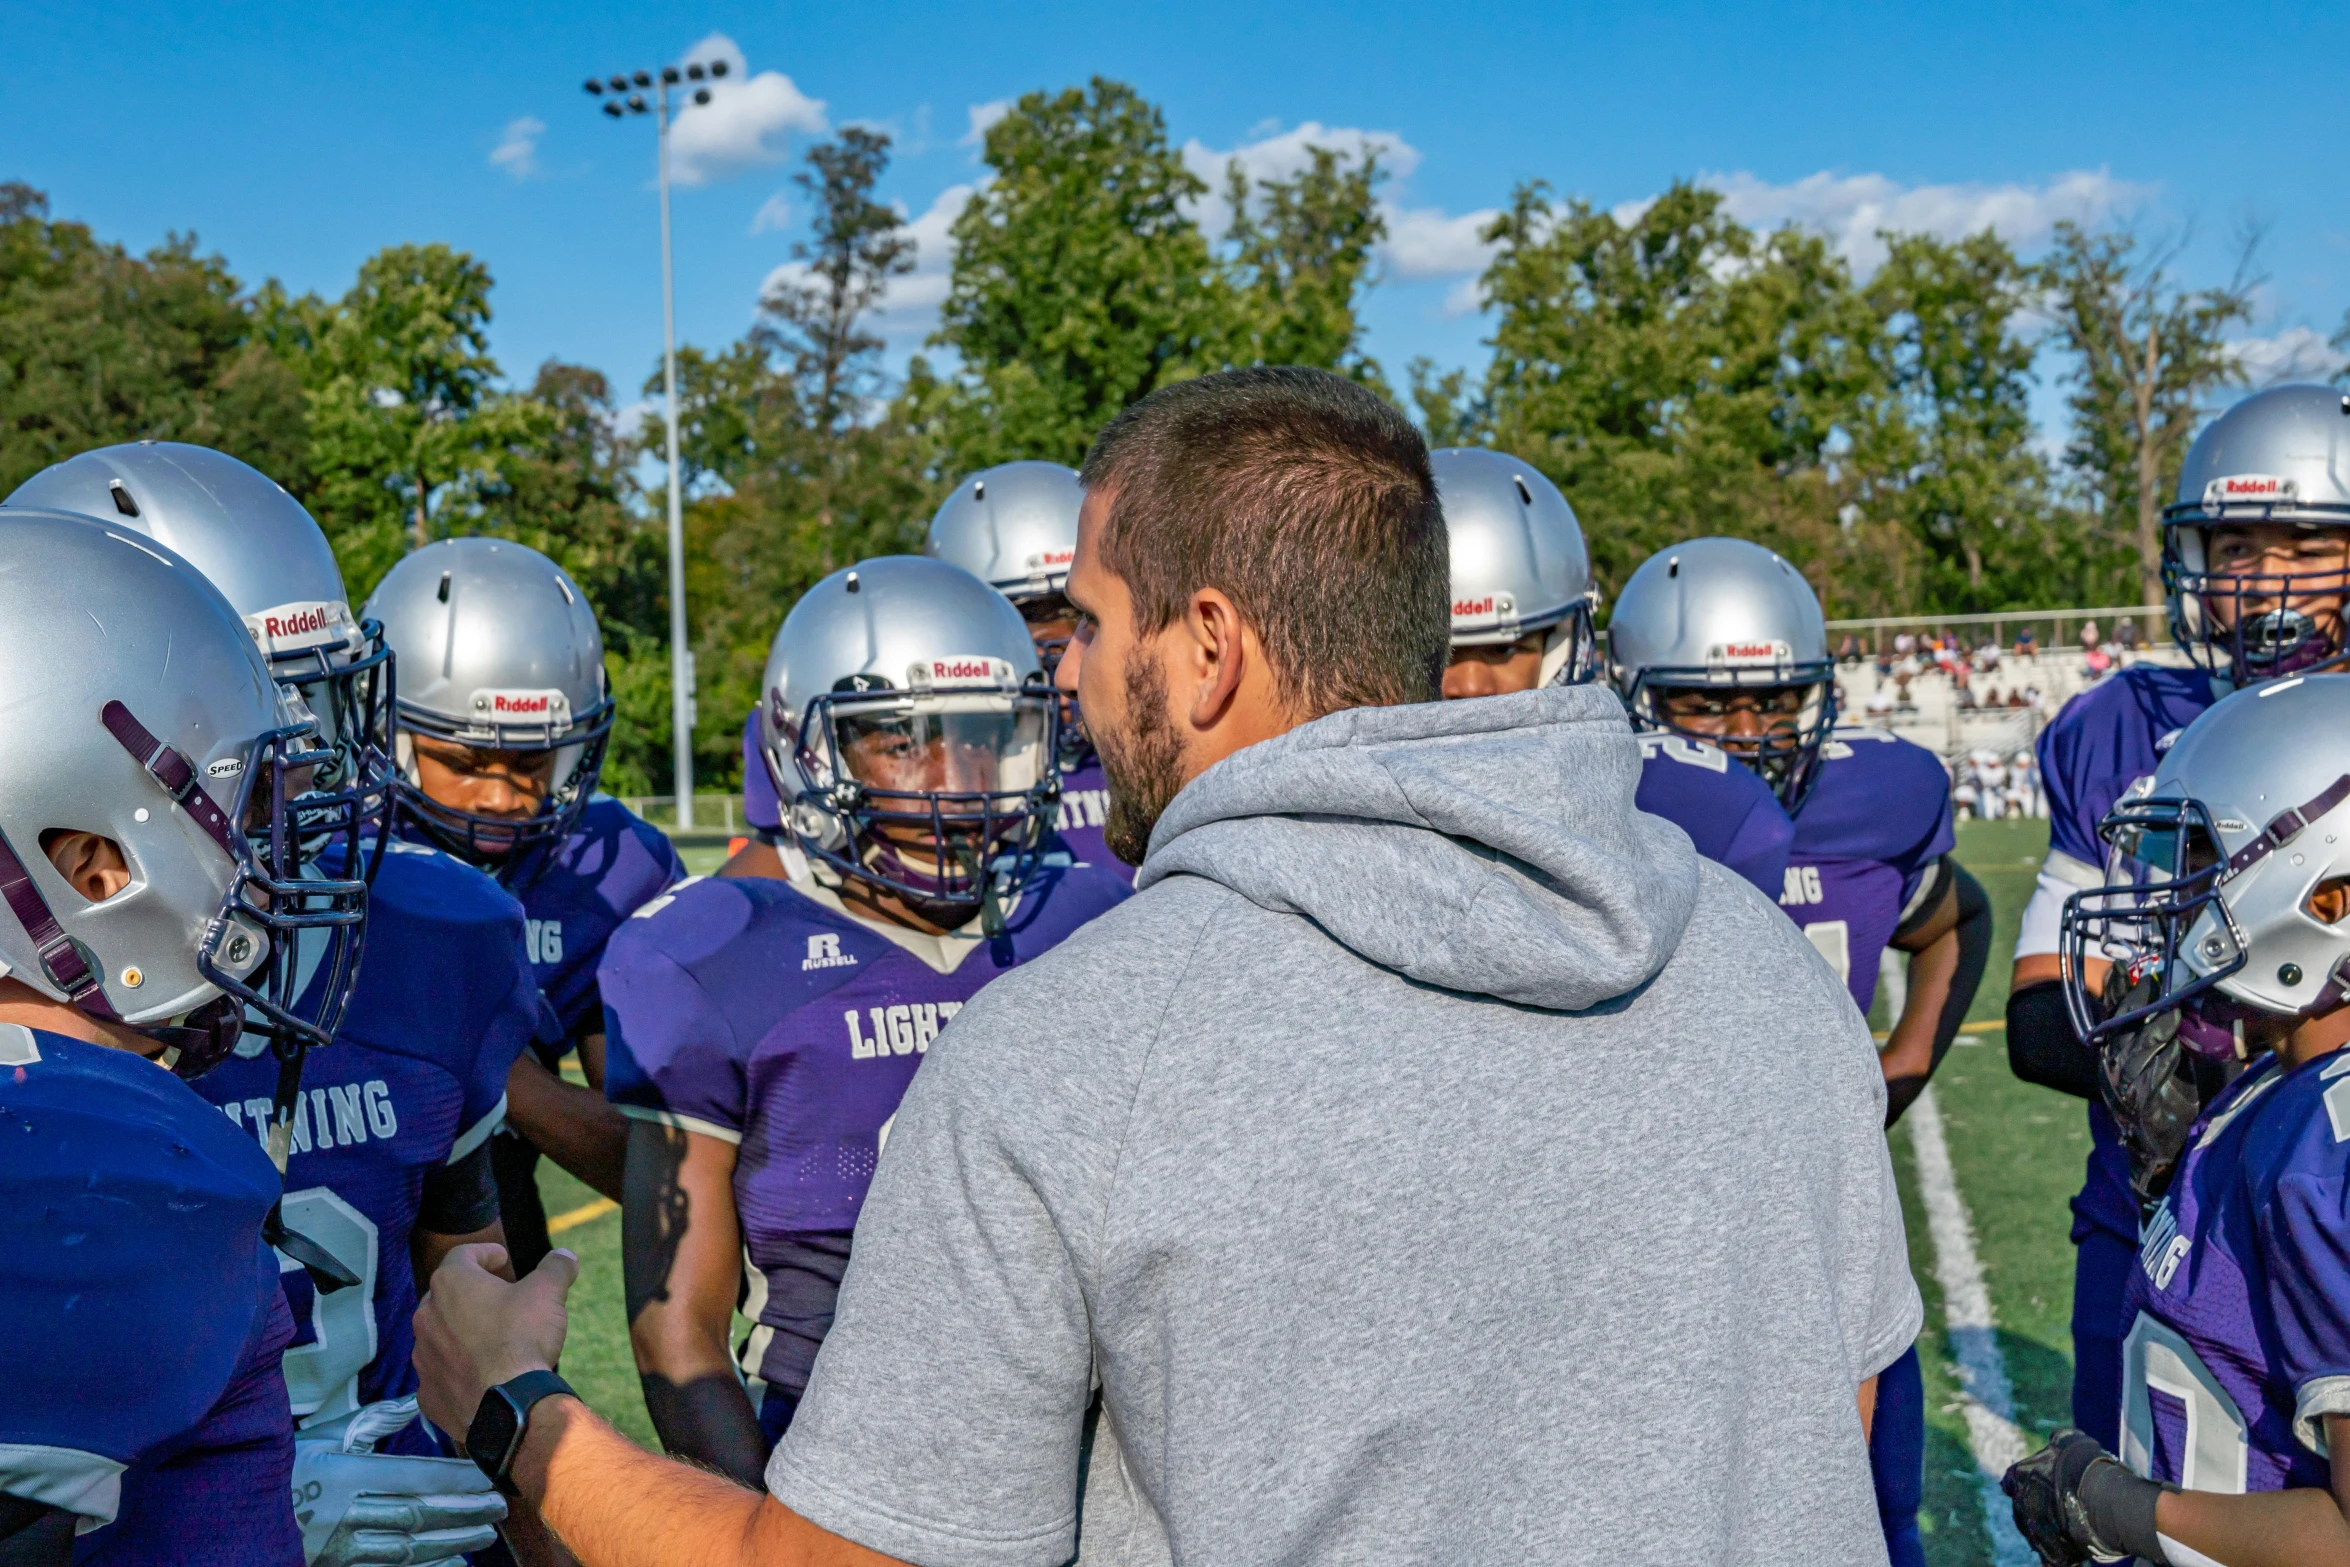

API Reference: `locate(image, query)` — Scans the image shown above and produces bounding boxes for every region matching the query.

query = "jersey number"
[2121,1311,2249,1493]
[278,1187,381,1425]
[526,919,564,964]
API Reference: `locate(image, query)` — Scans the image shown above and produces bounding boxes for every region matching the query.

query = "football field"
[536,818,2084,1562]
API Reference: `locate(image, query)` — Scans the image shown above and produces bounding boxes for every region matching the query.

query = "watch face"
[467,1387,523,1486]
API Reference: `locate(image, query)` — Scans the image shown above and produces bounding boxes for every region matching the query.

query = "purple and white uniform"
[0,1025,301,1566]
[2024,664,2218,1445]
[505,795,684,1047]
[1633,733,1794,898]
[195,841,541,1452]
[601,857,1130,1424]
[1781,727,1956,1015]
[2118,1048,2350,1495]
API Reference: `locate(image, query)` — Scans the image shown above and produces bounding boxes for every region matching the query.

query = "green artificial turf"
[533,1157,656,1449]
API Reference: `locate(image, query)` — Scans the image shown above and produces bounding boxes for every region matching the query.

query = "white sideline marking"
[1907,1084,2034,1567]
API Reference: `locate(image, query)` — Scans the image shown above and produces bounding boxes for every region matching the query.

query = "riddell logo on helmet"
[470,689,572,727]
[932,658,993,680]
[911,656,1011,689]
[1027,549,1074,567]
[1453,596,1496,617]
[1717,640,1793,664]
[2206,473,2295,504]
[245,601,350,652]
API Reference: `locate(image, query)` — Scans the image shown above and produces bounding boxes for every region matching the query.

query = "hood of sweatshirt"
[1134,686,1699,1012]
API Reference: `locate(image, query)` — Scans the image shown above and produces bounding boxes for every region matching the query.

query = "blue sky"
[10,1,2345,433]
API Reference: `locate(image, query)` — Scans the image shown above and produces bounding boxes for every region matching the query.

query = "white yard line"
[1906,1084,2035,1567]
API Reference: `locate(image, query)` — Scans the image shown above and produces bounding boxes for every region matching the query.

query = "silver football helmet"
[0,509,367,1077]
[2062,673,2350,1056]
[760,556,1058,926]
[5,443,395,840]
[2164,384,2350,685]
[1435,449,1598,685]
[362,537,614,865]
[924,461,1084,606]
[1607,536,1837,809]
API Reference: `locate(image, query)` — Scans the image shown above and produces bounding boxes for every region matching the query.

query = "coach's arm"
[415,1245,901,1567]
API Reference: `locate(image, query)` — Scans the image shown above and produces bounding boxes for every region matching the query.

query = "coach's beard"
[1096,653,1186,868]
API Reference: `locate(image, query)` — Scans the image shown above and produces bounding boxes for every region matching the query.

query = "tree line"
[2,77,2313,793]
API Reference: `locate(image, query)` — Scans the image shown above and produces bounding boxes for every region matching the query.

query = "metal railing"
[619,794,743,835]
[1824,604,2170,657]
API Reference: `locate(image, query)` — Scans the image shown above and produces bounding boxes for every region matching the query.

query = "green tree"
[760,127,914,430]
[0,182,306,493]
[930,78,1223,467]
[2038,222,2258,616]
[1858,230,2065,610]
[643,131,945,793]
[1478,181,1894,609]
[1221,145,1388,389]
[293,242,543,598]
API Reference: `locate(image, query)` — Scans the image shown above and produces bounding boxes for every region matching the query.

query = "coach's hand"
[413,1243,578,1447]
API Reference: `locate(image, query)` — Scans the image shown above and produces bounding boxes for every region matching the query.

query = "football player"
[367,537,683,1272]
[2005,384,2350,1450]
[1609,535,1993,1567]
[7,447,523,1564]
[2004,674,2350,1567]
[0,508,370,1566]
[1431,450,1793,895]
[600,556,1131,1486]
[925,462,1125,877]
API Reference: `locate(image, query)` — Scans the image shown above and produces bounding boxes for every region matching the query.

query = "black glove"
[2097,966,2204,1211]
[2001,1427,2169,1566]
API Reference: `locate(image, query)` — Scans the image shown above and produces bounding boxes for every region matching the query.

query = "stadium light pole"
[585,56,728,829]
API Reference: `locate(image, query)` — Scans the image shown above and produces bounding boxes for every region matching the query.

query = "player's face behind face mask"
[1441,634,1545,699]
[407,735,558,858]
[838,707,1043,868]
[2193,523,2350,671]
[1654,683,1809,752]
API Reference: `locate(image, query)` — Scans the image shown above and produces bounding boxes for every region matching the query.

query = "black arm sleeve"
[2008,977,2100,1100]
[1884,862,1994,1127]
[418,1135,502,1237]
[0,1495,74,1567]
[1891,854,1955,945]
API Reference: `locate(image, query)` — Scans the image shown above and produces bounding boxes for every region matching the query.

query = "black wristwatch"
[466,1369,576,1496]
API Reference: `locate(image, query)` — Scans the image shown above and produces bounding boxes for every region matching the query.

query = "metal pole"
[657,83,694,829]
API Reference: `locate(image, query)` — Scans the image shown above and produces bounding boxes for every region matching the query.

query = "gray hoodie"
[770,686,1920,1567]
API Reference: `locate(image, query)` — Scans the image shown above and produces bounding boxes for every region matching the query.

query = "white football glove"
[291,1399,506,1567]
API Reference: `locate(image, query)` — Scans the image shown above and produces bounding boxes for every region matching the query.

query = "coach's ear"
[40,830,132,904]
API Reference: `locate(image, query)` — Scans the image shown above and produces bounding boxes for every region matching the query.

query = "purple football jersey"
[195,840,541,1450]
[601,860,1131,1398]
[1633,734,1795,897]
[1,1026,299,1563]
[743,707,782,835]
[1780,729,1956,1015]
[2117,1049,2350,1495]
[2038,666,2220,1245]
[507,796,684,1042]
[78,1285,301,1566]
[1053,753,1131,884]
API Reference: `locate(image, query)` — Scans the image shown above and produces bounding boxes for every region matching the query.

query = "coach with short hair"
[417,366,1920,1566]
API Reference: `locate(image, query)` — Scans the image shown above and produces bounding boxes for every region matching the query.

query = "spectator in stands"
[2015,625,2038,659]
[2077,618,2101,654]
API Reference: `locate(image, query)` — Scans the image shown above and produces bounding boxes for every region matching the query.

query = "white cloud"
[1698,167,2150,276]
[750,191,792,234]
[961,99,1012,150]
[2229,325,2346,385]
[489,116,544,180]
[1385,204,1499,282]
[667,32,828,188]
